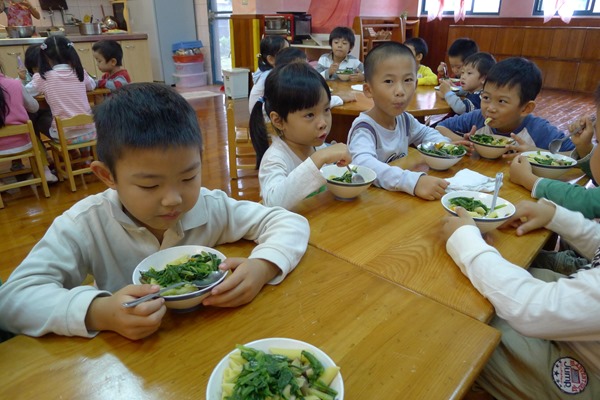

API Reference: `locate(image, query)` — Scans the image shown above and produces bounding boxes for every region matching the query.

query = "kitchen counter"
[0,33,148,46]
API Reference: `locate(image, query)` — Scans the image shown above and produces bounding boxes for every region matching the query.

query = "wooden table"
[327,81,451,143]
[0,242,500,400]
[295,149,585,322]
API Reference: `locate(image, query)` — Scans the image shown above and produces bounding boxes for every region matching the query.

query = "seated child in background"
[92,40,131,91]
[436,57,587,158]
[403,37,438,86]
[0,83,310,340]
[509,113,598,219]
[439,84,600,400]
[438,52,496,114]
[436,38,479,80]
[248,35,289,113]
[347,42,466,201]
[316,26,364,82]
[249,62,351,210]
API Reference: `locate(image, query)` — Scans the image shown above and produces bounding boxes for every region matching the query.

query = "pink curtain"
[308,0,362,33]
[426,0,445,22]
[543,0,575,23]
[454,0,467,22]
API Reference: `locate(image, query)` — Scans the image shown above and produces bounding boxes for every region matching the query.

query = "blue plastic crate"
[172,40,204,53]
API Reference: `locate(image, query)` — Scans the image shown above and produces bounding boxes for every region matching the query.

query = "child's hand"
[414,175,448,200]
[17,67,27,81]
[338,92,357,103]
[437,62,448,77]
[202,258,279,307]
[440,206,477,242]
[500,200,556,236]
[438,79,452,95]
[85,284,167,340]
[509,156,538,191]
[570,115,595,157]
[328,63,340,77]
[311,142,351,168]
[451,138,474,154]
[502,133,536,159]
[349,72,364,82]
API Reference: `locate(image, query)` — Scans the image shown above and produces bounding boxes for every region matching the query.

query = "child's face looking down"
[97,146,203,241]
[331,37,351,61]
[363,54,417,121]
[480,82,534,134]
[448,55,463,77]
[93,51,116,74]
[271,87,332,151]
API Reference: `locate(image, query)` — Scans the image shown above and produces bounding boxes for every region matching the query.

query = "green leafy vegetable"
[449,197,489,214]
[329,167,357,183]
[139,251,221,287]
[470,134,512,146]
[526,151,573,166]
[420,143,466,158]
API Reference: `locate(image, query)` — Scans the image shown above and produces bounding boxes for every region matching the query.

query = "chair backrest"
[55,114,95,130]
[0,122,33,140]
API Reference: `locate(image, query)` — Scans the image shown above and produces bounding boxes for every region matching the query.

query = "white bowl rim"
[132,245,227,300]
[321,164,376,187]
[521,150,577,169]
[416,143,466,159]
[441,190,515,222]
[206,337,344,400]
[469,134,515,148]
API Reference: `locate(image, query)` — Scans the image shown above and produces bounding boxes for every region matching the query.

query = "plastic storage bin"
[174,61,204,74]
[173,72,208,88]
[172,40,204,63]
[223,68,250,99]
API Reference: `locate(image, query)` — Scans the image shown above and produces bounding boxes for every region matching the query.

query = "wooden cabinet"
[72,41,98,79]
[0,45,26,78]
[230,15,261,72]
[353,16,404,61]
[120,39,152,82]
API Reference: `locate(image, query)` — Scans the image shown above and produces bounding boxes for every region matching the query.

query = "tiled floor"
[535,89,596,131]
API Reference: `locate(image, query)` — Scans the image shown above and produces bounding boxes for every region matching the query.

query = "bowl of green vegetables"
[441,190,516,233]
[132,245,227,311]
[521,150,577,179]
[469,133,514,159]
[321,164,376,201]
[416,142,467,171]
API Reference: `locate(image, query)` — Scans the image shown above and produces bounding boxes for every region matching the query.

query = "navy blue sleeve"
[525,116,575,151]
[438,110,485,136]
[466,93,481,110]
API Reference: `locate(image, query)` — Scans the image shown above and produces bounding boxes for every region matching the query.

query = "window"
[421,0,502,16]
[534,0,599,16]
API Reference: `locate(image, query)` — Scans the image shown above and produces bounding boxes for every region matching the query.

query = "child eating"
[92,39,131,91]
[0,83,310,340]
[404,37,438,86]
[316,26,364,82]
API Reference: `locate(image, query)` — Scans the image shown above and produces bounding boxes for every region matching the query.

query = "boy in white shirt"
[0,83,309,341]
[316,26,364,82]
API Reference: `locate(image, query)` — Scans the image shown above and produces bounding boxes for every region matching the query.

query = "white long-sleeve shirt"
[446,201,600,377]
[0,188,309,338]
[347,112,450,195]
[259,135,326,209]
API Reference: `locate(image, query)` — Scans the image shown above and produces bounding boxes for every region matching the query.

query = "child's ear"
[269,111,284,131]
[109,58,118,67]
[363,82,373,99]
[415,53,423,63]
[520,100,536,116]
[91,161,117,189]
[266,54,276,67]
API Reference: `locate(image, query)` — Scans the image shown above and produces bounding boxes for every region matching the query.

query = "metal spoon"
[487,172,503,217]
[346,165,365,183]
[122,270,225,308]
[548,116,596,154]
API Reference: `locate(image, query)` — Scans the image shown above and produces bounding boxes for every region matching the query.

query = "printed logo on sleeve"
[552,357,588,394]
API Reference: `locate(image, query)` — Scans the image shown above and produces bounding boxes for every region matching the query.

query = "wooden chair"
[48,114,97,192]
[226,98,256,179]
[0,121,50,208]
[404,19,420,40]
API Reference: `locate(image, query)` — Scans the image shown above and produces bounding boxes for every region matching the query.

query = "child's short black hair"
[448,38,479,61]
[258,36,289,72]
[404,37,428,58]
[93,83,202,178]
[363,41,415,82]
[463,52,496,77]
[328,26,355,49]
[92,40,124,66]
[484,57,542,105]
[24,44,41,75]
[249,62,331,168]
[275,47,307,66]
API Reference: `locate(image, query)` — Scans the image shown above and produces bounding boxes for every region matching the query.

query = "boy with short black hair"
[92,39,131,91]
[439,52,496,114]
[436,57,589,158]
[437,37,479,79]
[440,83,600,400]
[404,37,437,86]
[347,42,465,201]
[0,83,310,340]
[316,26,364,82]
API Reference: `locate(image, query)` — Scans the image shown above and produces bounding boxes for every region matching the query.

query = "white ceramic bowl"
[441,190,516,233]
[337,72,351,81]
[469,134,514,159]
[206,337,344,400]
[416,143,466,171]
[132,245,227,311]
[521,151,577,179]
[321,164,377,201]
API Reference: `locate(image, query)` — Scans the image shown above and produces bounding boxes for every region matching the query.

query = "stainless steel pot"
[6,25,36,38]
[78,22,102,35]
